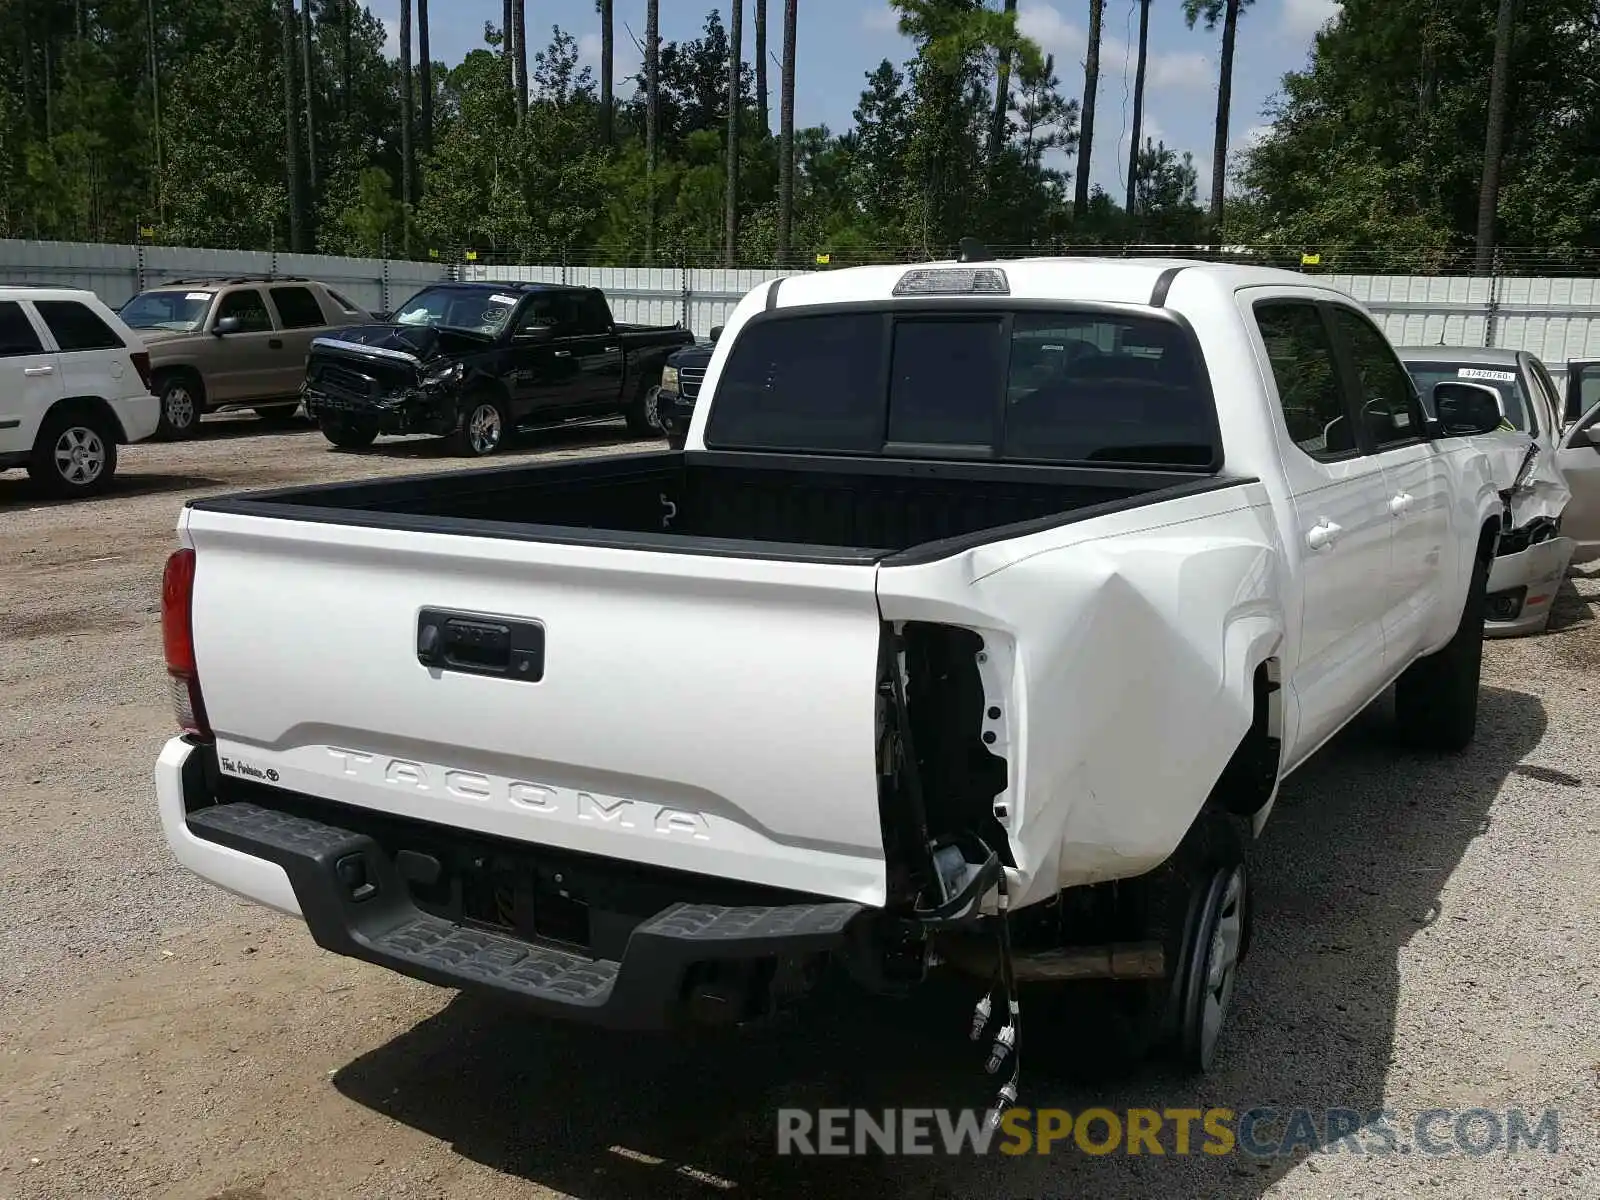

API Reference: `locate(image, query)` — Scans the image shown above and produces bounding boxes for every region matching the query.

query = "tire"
[254,405,304,427]
[449,393,511,457]
[1394,546,1489,752]
[624,378,664,438]
[28,408,119,498]
[1174,856,1249,1074]
[154,371,203,440]
[320,416,379,450]
[1023,812,1250,1079]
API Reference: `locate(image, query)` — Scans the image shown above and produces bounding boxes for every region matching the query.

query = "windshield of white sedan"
[392,286,518,336]
[121,290,212,331]
[704,309,1219,467]
[1405,361,1527,431]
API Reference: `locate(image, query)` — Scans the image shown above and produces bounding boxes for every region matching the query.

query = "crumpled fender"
[877,492,1283,909]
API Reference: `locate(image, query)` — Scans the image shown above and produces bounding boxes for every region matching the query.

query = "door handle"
[553,349,572,358]
[268,338,284,349]
[22,365,54,376]
[1388,492,1414,516]
[1306,519,1343,551]
[604,345,620,352]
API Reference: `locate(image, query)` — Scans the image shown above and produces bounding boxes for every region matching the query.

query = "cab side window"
[1254,301,1355,460]
[1328,307,1422,450]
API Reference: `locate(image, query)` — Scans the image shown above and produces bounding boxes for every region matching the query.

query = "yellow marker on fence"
[1301,252,1322,266]
[815,253,831,265]
[465,250,479,261]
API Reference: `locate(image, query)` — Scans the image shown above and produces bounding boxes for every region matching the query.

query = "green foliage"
[11,0,1594,265]
[1233,0,1600,257]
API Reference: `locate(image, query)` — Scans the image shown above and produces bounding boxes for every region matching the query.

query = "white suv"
[0,286,160,497]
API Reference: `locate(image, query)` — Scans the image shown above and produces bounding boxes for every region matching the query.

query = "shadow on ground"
[1545,566,1598,633]
[333,686,1544,1198]
[0,471,224,511]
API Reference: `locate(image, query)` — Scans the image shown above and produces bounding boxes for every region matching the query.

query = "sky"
[365,0,1343,202]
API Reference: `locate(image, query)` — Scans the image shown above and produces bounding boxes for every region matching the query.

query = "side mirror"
[1432,381,1504,437]
[709,325,724,344]
[212,315,242,336]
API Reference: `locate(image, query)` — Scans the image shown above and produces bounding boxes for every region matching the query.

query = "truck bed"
[191,449,1234,565]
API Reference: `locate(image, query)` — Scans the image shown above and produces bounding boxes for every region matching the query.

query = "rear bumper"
[155,738,868,1029]
[110,392,160,444]
[1485,535,1574,636]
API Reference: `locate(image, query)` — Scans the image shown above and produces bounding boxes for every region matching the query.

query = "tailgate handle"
[417,609,545,682]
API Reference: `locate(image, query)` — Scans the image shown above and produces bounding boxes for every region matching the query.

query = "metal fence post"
[680,252,691,331]
[1485,248,1502,348]
[135,238,146,296]
[380,234,391,314]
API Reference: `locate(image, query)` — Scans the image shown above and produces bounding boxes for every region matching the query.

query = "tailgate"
[184,509,888,905]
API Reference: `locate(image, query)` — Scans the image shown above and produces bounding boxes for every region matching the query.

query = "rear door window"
[705,308,1218,467]
[270,285,327,329]
[1253,301,1355,460]
[0,301,45,356]
[33,300,123,352]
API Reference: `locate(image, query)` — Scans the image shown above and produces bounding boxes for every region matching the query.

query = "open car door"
[1556,383,1600,565]
[1564,360,1600,426]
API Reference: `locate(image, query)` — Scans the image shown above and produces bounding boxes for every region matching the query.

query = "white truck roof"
[765,256,1337,311]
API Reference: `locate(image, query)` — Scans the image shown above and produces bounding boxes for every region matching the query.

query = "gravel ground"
[1,416,1598,1199]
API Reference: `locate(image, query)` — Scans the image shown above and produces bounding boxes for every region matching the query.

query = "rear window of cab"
[703,307,1221,469]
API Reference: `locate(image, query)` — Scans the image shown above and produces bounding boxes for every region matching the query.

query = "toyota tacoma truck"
[300,282,693,456]
[155,258,1510,1104]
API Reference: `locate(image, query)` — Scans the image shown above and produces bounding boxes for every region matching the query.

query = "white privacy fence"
[5,239,1600,380]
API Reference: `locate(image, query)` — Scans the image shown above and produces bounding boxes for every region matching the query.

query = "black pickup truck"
[301,282,694,456]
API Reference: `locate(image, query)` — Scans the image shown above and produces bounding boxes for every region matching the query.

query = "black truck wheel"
[320,417,379,450]
[1394,546,1489,752]
[449,394,511,457]
[624,376,664,438]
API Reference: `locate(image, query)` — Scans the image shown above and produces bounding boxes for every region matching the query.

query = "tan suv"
[118,277,373,438]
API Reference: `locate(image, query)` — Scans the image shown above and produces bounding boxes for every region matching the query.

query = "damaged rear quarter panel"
[876,482,1284,908]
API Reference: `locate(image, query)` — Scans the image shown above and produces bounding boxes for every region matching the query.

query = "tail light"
[161,549,211,740]
[131,350,154,393]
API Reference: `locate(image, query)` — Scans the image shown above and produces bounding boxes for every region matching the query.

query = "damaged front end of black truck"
[302,324,499,455]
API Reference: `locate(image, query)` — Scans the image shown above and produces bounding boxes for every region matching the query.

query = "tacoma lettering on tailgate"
[325,747,712,840]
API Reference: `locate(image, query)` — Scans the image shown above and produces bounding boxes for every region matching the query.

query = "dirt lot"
[2,418,1599,1199]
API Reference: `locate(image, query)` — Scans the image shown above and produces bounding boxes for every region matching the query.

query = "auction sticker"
[490,293,520,305]
[1459,367,1517,382]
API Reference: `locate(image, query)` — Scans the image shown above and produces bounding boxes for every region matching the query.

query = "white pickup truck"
[155,258,1512,1100]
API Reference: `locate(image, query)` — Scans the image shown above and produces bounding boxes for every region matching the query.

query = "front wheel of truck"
[320,417,379,449]
[1394,544,1489,752]
[450,394,511,457]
